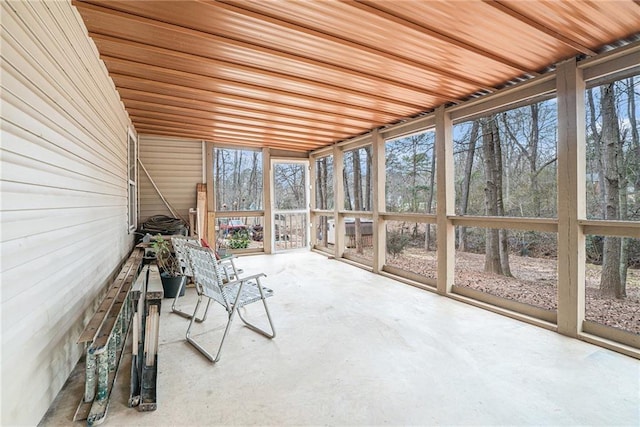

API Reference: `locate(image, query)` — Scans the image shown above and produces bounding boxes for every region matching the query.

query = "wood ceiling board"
[77,1,481,98]
[498,0,640,50]
[221,0,525,83]
[138,129,319,152]
[121,96,363,136]
[100,55,420,119]
[338,0,537,75]
[74,0,640,152]
[111,74,385,129]
[133,122,327,149]
[208,0,496,90]
[130,114,338,143]
[371,0,582,71]
[91,34,432,112]
[131,117,330,145]
[117,89,367,133]
[136,123,320,150]
[126,107,351,139]
[75,2,444,102]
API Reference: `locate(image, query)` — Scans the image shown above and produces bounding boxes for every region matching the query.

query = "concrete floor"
[41,250,639,426]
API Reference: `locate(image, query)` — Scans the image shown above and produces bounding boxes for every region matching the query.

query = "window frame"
[127,128,137,233]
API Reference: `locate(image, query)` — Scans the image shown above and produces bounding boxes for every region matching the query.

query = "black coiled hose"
[140,215,188,236]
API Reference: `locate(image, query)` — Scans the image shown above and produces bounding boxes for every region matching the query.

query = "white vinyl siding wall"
[0,1,133,424]
[138,135,203,225]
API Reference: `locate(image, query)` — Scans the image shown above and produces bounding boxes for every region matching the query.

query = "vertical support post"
[309,156,318,248]
[333,145,345,259]
[436,106,455,295]
[263,147,273,254]
[206,142,216,246]
[372,129,386,273]
[557,58,586,337]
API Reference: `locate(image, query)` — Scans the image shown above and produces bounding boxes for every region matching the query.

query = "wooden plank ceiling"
[74,0,640,152]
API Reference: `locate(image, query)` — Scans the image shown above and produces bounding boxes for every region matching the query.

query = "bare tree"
[481,116,511,276]
[352,149,363,254]
[317,157,330,246]
[599,83,624,298]
[587,89,607,218]
[458,121,479,251]
[364,146,372,211]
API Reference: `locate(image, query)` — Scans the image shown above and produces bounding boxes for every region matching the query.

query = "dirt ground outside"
[386,247,640,335]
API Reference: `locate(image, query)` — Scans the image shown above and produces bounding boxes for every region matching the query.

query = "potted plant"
[151,235,185,298]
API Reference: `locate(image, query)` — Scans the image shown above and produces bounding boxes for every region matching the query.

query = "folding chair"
[171,236,243,321]
[170,236,201,319]
[184,243,275,363]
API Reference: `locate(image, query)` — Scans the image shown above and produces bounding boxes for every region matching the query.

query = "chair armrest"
[221,273,267,288]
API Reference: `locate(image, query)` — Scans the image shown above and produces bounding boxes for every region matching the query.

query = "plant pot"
[160,274,186,298]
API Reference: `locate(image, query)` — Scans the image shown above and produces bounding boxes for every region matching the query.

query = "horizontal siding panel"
[0,1,134,424]
[2,1,128,146]
[0,211,125,282]
[1,149,123,196]
[0,101,124,186]
[1,124,122,190]
[1,222,123,351]
[1,52,125,174]
[0,181,124,212]
[138,135,203,225]
[1,206,124,243]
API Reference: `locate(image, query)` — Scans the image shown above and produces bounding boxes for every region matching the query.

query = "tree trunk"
[482,118,502,273]
[628,77,640,191]
[599,83,623,298]
[215,149,222,210]
[621,77,638,294]
[248,152,258,210]
[343,166,352,211]
[365,146,372,211]
[587,89,606,218]
[458,121,479,252]
[353,150,363,254]
[492,118,511,277]
[425,141,436,251]
[530,104,541,217]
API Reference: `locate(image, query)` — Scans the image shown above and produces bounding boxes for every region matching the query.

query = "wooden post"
[263,148,273,254]
[196,183,207,239]
[436,106,455,295]
[333,145,345,259]
[372,129,386,273]
[309,156,318,248]
[556,58,586,337]
[206,142,216,246]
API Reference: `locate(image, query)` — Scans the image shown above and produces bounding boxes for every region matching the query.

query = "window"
[314,155,334,210]
[453,99,558,218]
[585,76,639,222]
[127,129,137,232]
[213,148,263,211]
[343,146,372,211]
[454,227,558,316]
[583,75,640,341]
[385,130,436,213]
[384,220,437,285]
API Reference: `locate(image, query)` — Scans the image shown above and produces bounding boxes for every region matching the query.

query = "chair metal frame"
[184,243,275,363]
[171,236,242,322]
